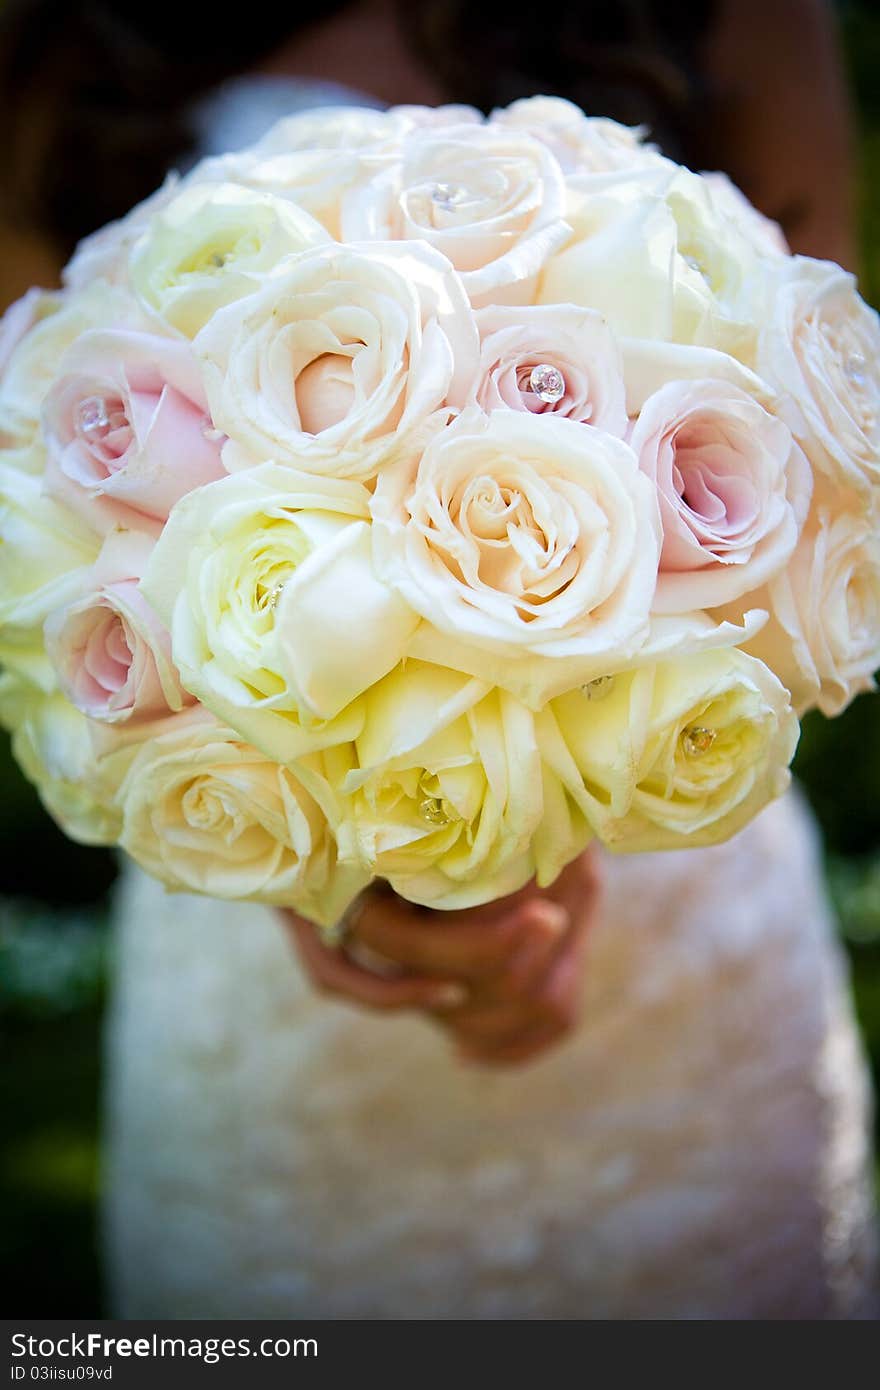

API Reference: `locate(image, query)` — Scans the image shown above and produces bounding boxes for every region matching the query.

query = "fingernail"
[534,902,569,936]
[434,983,467,1009]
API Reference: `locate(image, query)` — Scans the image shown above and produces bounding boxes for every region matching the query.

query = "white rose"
[491,96,666,176]
[195,239,479,481]
[192,105,411,238]
[331,659,591,908]
[700,172,789,257]
[341,122,571,306]
[129,181,330,338]
[620,337,778,416]
[473,303,627,435]
[118,712,365,925]
[538,166,761,355]
[0,463,98,689]
[756,256,880,500]
[140,461,416,740]
[372,408,661,706]
[738,503,880,716]
[541,648,798,851]
[629,378,811,611]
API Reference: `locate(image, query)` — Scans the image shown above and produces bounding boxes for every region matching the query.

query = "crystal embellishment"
[528,364,565,404]
[682,253,707,279]
[419,796,448,826]
[681,725,716,757]
[78,396,111,434]
[431,182,466,211]
[845,351,868,389]
[582,675,615,700]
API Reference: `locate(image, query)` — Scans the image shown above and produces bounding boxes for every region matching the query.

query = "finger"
[547,845,604,916]
[284,913,466,1013]
[502,910,573,996]
[444,920,586,1043]
[355,895,570,980]
[456,1016,573,1067]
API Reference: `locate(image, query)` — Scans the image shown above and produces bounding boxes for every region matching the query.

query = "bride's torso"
[104,791,877,1318]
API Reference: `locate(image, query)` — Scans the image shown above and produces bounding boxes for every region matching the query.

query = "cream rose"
[45,530,190,725]
[195,106,411,238]
[332,659,591,908]
[740,504,880,717]
[195,240,478,482]
[372,408,661,705]
[542,648,798,852]
[0,463,98,689]
[474,303,627,434]
[630,378,811,612]
[140,461,416,741]
[700,172,789,258]
[43,329,225,530]
[757,257,880,499]
[129,181,330,338]
[491,96,665,176]
[118,713,365,924]
[341,122,571,306]
[620,337,777,416]
[538,166,761,354]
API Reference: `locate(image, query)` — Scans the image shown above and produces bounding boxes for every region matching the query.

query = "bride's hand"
[279,847,602,1066]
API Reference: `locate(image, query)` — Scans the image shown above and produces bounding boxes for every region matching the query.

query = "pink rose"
[474,304,627,434]
[45,531,192,725]
[43,329,225,529]
[630,379,811,613]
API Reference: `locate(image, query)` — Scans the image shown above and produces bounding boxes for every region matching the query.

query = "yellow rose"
[129,181,330,338]
[543,648,798,852]
[0,672,124,846]
[331,659,591,908]
[0,463,98,690]
[140,462,414,745]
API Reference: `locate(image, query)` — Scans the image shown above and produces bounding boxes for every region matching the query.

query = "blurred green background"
[2,0,880,1319]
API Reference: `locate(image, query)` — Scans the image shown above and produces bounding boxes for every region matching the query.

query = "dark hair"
[0,0,718,256]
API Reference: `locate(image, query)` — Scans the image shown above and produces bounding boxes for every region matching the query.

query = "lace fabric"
[104,791,878,1318]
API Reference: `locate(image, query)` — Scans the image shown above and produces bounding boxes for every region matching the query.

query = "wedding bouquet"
[1,97,878,927]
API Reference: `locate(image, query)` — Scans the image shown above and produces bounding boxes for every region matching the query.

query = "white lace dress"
[104,790,878,1319]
